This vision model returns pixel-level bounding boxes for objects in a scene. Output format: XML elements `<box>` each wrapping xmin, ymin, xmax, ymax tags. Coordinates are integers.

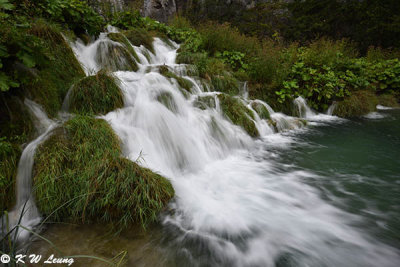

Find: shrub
<box><xmin>34</xmin><ymin>116</ymin><xmax>174</xmax><ymax>229</ymax></box>
<box><xmin>41</xmin><ymin>0</ymin><xmax>105</xmax><ymax>36</ymax></box>
<box><xmin>69</xmin><ymin>72</ymin><xmax>124</xmax><ymax>115</ymax></box>
<box><xmin>218</xmin><ymin>94</ymin><xmax>259</xmax><ymax>137</ymax></box>
<box><xmin>198</xmin><ymin>22</ymin><xmax>260</xmax><ymax>56</ymax></box>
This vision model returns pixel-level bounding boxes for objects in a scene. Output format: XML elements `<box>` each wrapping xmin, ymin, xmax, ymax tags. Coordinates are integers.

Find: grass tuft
<box><xmin>33</xmin><ymin>116</ymin><xmax>174</xmax><ymax>229</ymax></box>
<box><xmin>69</xmin><ymin>71</ymin><xmax>124</xmax><ymax>115</ymax></box>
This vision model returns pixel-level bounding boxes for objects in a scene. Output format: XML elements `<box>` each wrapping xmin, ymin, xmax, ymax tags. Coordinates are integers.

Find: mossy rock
<box><xmin>108</xmin><ymin>32</ymin><xmax>140</xmax><ymax>62</ymax></box>
<box><xmin>69</xmin><ymin>72</ymin><xmax>124</xmax><ymax>115</ymax></box>
<box><xmin>33</xmin><ymin>116</ymin><xmax>174</xmax><ymax>229</ymax></box>
<box><xmin>157</xmin><ymin>91</ymin><xmax>179</xmax><ymax>113</ymax></box>
<box><xmin>218</xmin><ymin>94</ymin><xmax>259</xmax><ymax>137</ymax></box>
<box><xmin>159</xmin><ymin>65</ymin><xmax>193</xmax><ymax>96</ymax></box>
<box><xmin>123</xmin><ymin>28</ymin><xmax>154</xmax><ymax>53</ymax></box>
<box><xmin>95</xmin><ymin>40</ymin><xmax>138</xmax><ymax>72</ymax></box>
<box><xmin>27</xmin><ymin>20</ymin><xmax>86</xmax><ymax>117</ymax></box>
<box><xmin>334</xmin><ymin>90</ymin><xmax>378</xmax><ymax>117</ymax></box>
<box><xmin>251</xmin><ymin>102</ymin><xmax>271</xmax><ymax>120</ymax></box>
<box><xmin>194</xmin><ymin>95</ymin><xmax>217</xmax><ymax>110</ymax></box>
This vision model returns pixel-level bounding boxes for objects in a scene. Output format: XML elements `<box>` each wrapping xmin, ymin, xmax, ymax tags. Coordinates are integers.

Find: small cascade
<box><xmin>4</xmin><ymin>100</ymin><xmax>58</xmax><ymax>241</ymax></box>
<box><xmin>326</xmin><ymin>101</ymin><xmax>337</xmax><ymax>115</ymax></box>
<box><xmin>71</xmin><ymin>29</ymin><xmax>137</xmax><ymax>75</ymax></box>
<box><xmin>294</xmin><ymin>96</ymin><xmax>317</xmax><ymax>118</ymax></box>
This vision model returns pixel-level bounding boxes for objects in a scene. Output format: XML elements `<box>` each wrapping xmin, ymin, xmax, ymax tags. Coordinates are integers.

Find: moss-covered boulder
<box><xmin>95</xmin><ymin>40</ymin><xmax>138</xmax><ymax>72</ymax></box>
<box><xmin>194</xmin><ymin>95</ymin><xmax>217</xmax><ymax>110</ymax></box>
<box><xmin>33</xmin><ymin>116</ymin><xmax>174</xmax><ymax>228</ymax></box>
<box><xmin>123</xmin><ymin>28</ymin><xmax>154</xmax><ymax>53</ymax></box>
<box><xmin>69</xmin><ymin>72</ymin><xmax>124</xmax><ymax>115</ymax></box>
<box><xmin>159</xmin><ymin>65</ymin><xmax>193</xmax><ymax>96</ymax></box>
<box><xmin>251</xmin><ymin>101</ymin><xmax>271</xmax><ymax>120</ymax></box>
<box><xmin>27</xmin><ymin>20</ymin><xmax>86</xmax><ymax>117</ymax></box>
<box><xmin>107</xmin><ymin>32</ymin><xmax>140</xmax><ymax>62</ymax></box>
<box><xmin>218</xmin><ymin>94</ymin><xmax>259</xmax><ymax>137</ymax></box>
<box><xmin>157</xmin><ymin>91</ymin><xmax>179</xmax><ymax>113</ymax></box>
<box><xmin>334</xmin><ymin>90</ymin><xmax>378</xmax><ymax>117</ymax></box>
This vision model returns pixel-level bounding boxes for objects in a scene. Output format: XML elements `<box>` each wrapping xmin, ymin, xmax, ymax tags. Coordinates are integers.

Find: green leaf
<box><xmin>16</xmin><ymin>51</ymin><xmax>36</xmax><ymax>68</ymax></box>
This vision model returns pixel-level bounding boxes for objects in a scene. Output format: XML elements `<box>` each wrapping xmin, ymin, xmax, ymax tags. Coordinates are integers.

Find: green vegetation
<box><xmin>159</xmin><ymin>65</ymin><xmax>193</xmax><ymax>95</ymax></box>
<box><xmin>107</xmin><ymin>32</ymin><xmax>140</xmax><ymax>62</ymax></box>
<box><xmin>0</xmin><ymin>138</ymin><xmax>19</xmax><ymax>212</ymax></box>
<box><xmin>218</xmin><ymin>94</ymin><xmax>259</xmax><ymax>137</ymax></box>
<box><xmin>69</xmin><ymin>71</ymin><xmax>124</xmax><ymax>115</ymax></box>
<box><xmin>194</xmin><ymin>95</ymin><xmax>217</xmax><ymax>110</ymax></box>
<box><xmin>333</xmin><ymin>91</ymin><xmax>378</xmax><ymax>118</ymax></box>
<box><xmin>94</xmin><ymin>39</ymin><xmax>138</xmax><ymax>72</ymax></box>
<box><xmin>251</xmin><ymin>102</ymin><xmax>270</xmax><ymax>120</ymax></box>
<box><xmin>34</xmin><ymin>116</ymin><xmax>174</xmax><ymax>229</ymax></box>
<box><xmin>123</xmin><ymin>28</ymin><xmax>155</xmax><ymax>53</ymax></box>
<box><xmin>185</xmin><ymin>0</ymin><xmax>400</xmax><ymax>53</ymax></box>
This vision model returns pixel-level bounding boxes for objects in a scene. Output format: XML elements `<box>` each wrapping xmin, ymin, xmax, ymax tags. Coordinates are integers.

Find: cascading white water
<box><xmin>70</xmin><ymin>32</ymin><xmax>400</xmax><ymax>266</ymax></box>
<box><xmin>4</xmin><ymin>100</ymin><xmax>57</xmax><ymax>241</ymax></box>
<box><xmin>294</xmin><ymin>96</ymin><xmax>317</xmax><ymax>118</ymax></box>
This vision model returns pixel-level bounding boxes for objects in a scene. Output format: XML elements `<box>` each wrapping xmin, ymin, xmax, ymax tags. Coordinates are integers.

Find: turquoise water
<box><xmin>275</xmin><ymin>109</ymin><xmax>400</xmax><ymax>249</ymax></box>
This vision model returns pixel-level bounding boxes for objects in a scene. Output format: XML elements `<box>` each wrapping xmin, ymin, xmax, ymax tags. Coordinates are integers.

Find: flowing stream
<box><xmin>2</xmin><ymin>100</ymin><xmax>58</xmax><ymax>241</ymax></box>
<box><xmin>27</xmin><ymin>30</ymin><xmax>400</xmax><ymax>266</ymax></box>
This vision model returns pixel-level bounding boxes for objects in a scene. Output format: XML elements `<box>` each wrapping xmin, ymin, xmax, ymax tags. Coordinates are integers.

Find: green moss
<box><xmin>194</xmin><ymin>95</ymin><xmax>217</xmax><ymax>110</ymax></box>
<box><xmin>94</xmin><ymin>41</ymin><xmax>138</xmax><ymax>72</ymax></box>
<box><xmin>69</xmin><ymin>72</ymin><xmax>124</xmax><ymax>115</ymax></box>
<box><xmin>211</xmin><ymin>74</ymin><xmax>240</xmax><ymax>95</ymax></box>
<box><xmin>107</xmin><ymin>32</ymin><xmax>140</xmax><ymax>62</ymax></box>
<box><xmin>0</xmin><ymin>139</ymin><xmax>20</xmax><ymax>213</ymax></box>
<box><xmin>123</xmin><ymin>28</ymin><xmax>154</xmax><ymax>53</ymax></box>
<box><xmin>27</xmin><ymin>20</ymin><xmax>86</xmax><ymax>117</ymax></box>
<box><xmin>159</xmin><ymin>66</ymin><xmax>193</xmax><ymax>96</ymax></box>
<box><xmin>33</xmin><ymin>116</ymin><xmax>174</xmax><ymax>229</ymax></box>
<box><xmin>251</xmin><ymin>102</ymin><xmax>271</xmax><ymax>120</ymax></box>
<box><xmin>218</xmin><ymin>94</ymin><xmax>259</xmax><ymax>137</ymax></box>
<box><xmin>334</xmin><ymin>90</ymin><xmax>379</xmax><ymax>118</ymax></box>
<box><xmin>157</xmin><ymin>92</ymin><xmax>178</xmax><ymax>112</ymax></box>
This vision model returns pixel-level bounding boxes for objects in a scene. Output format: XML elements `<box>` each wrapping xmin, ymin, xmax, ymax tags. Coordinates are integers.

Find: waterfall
<box><xmin>61</xmin><ymin>31</ymin><xmax>400</xmax><ymax>266</ymax></box>
<box><xmin>3</xmin><ymin>100</ymin><xmax>57</xmax><ymax>241</ymax></box>
<box><xmin>326</xmin><ymin>101</ymin><xmax>337</xmax><ymax>115</ymax></box>
<box><xmin>293</xmin><ymin>96</ymin><xmax>317</xmax><ymax>118</ymax></box>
